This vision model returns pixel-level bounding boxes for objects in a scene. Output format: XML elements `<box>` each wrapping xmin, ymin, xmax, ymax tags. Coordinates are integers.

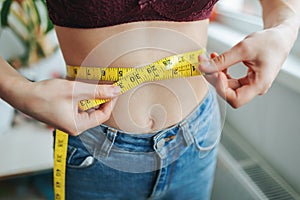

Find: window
<box><xmin>214</xmin><ymin>0</ymin><xmax>300</xmax><ymax>56</ymax></box>
<box><xmin>217</xmin><ymin>0</ymin><xmax>261</xmax><ymax>16</ymax></box>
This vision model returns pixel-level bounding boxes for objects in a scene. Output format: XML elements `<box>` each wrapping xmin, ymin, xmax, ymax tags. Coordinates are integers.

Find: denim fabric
<box><xmin>57</xmin><ymin>89</ymin><xmax>221</xmax><ymax>200</ymax></box>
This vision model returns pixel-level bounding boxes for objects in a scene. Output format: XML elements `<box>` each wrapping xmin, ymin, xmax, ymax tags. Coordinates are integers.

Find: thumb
<box><xmin>199</xmin><ymin>44</ymin><xmax>244</xmax><ymax>73</ymax></box>
<box><xmin>74</xmin><ymin>82</ymin><xmax>121</xmax><ymax>100</ymax></box>
<box><xmin>94</xmin><ymin>84</ymin><xmax>121</xmax><ymax>99</ymax></box>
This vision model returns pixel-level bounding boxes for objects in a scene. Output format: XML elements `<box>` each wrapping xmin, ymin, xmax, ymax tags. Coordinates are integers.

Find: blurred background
<box><xmin>0</xmin><ymin>0</ymin><xmax>300</xmax><ymax>199</ymax></box>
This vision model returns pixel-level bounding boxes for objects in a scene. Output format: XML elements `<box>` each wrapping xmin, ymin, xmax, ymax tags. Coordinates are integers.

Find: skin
<box><xmin>198</xmin><ymin>0</ymin><xmax>300</xmax><ymax>108</ymax></box>
<box><xmin>55</xmin><ymin>20</ymin><xmax>209</xmax><ymax>133</ymax></box>
<box><xmin>0</xmin><ymin>59</ymin><xmax>121</xmax><ymax>135</ymax></box>
<box><xmin>0</xmin><ymin>0</ymin><xmax>299</xmax><ymax>135</ymax></box>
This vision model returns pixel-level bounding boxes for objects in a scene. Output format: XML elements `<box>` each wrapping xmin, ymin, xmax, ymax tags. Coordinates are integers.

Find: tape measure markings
<box><xmin>54</xmin><ymin>129</ymin><xmax>68</xmax><ymax>200</ymax></box>
<box><xmin>54</xmin><ymin>49</ymin><xmax>206</xmax><ymax>199</ymax></box>
<box><xmin>67</xmin><ymin>49</ymin><xmax>205</xmax><ymax>111</ymax></box>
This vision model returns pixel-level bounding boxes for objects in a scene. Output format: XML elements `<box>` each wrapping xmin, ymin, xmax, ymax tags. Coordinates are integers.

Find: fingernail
<box><xmin>112</xmin><ymin>86</ymin><xmax>121</xmax><ymax>95</ymax></box>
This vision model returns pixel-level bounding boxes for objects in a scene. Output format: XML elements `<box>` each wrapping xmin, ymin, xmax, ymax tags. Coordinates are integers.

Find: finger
<box><xmin>227</xmin><ymin>79</ymin><xmax>242</xmax><ymax>90</ymax></box>
<box><xmin>199</xmin><ymin>44</ymin><xmax>245</xmax><ymax>74</ymax></box>
<box><xmin>210</xmin><ymin>52</ymin><xmax>219</xmax><ymax>58</ymax></box>
<box><xmin>238</xmin><ymin>71</ymin><xmax>270</xmax><ymax>95</ymax></box>
<box><xmin>205</xmin><ymin>71</ymin><xmax>241</xmax><ymax>90</ymax></box>
<box><xmin>201</xmin><ymin>53</ymin><xmax>219</xmax><ymax>86</ymax></box>
<box><xmin>74</xmin><ymin>82</ymin><xmax>121</xmax><ymax>99</ymax></box>
<box><xmin>95</xmin><ymin>85</ymin><xmax>121</xmax><ymax>98</ymax></box>
<box><xmin>227</xmin><ymin>84</ymin><xmax>259</xmax><ymax>108</ymax></box>
<box><xmin>75</xmin><ymin>97</ymin><xmax>118</xmax><ymax>134</ymax></box>
<box><xmin>216</xmin><ymin>73</ymin><xmax>259</xmax><ymax>108</ymax></box>
<box><xmin>198</xmin><ymin>53</ymin><xmax>212</xmax><ymax>75</ymax></box>
<box><xmin>89</xmin><ymin>97</ymin><xmax>118</xmax><ymax>125</ymax></box>
<box><xmin>212</xmin><ymin>52</ymin><xmax>232</xmax><ymax>81</ymax></box>
<box><xmin>204</xmin><ymin>72</ymin><xmax>219</xmax><ymax>86</ymax></box>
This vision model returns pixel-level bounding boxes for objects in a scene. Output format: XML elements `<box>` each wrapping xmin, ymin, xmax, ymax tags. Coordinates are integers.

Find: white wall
<box><xmin>208</xmin><ymin>24</ymin><xmax>300</xmax><ymax>193</ymax></box>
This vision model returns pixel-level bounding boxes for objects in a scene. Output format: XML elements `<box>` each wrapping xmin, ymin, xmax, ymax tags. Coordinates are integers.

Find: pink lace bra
<box><xmin>46</xmin><ymin>0</ymin><xmax>218</xmax><ymax>28</ymax></box>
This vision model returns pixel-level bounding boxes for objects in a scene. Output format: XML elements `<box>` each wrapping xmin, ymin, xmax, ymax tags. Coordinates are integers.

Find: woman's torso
<box><xmin>55</xmin><ymin>20</ymin><xmax>209</xmax><ymax>133</ymax></box>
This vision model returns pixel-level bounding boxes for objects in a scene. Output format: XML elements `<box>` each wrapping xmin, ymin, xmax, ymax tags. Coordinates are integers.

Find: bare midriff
<box><xmin>55</xmin><ymin>20</ymin><xmax>209</xmax><ymax>133</ymax></box>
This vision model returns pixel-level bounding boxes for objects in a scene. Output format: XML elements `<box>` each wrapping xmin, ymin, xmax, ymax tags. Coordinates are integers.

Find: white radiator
<box><xmin>211</xmin><ymin>122</ymin><xmax>300</xmax><ymax>200</ymax></box>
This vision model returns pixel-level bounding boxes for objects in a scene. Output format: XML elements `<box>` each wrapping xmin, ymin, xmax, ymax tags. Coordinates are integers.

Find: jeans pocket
<box><xmin>66</xmin><ymin>144</ymin><xmax>96</xmax><ymax>169</ymax></box>
<box><xmin>193</xmin><ymin>104</ymin><xmax>221</xmax><ymax>159</ymax></box>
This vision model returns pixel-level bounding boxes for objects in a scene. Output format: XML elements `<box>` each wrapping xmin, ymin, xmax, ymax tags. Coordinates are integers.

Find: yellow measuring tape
<box><xmin>54</xmin><ymin>49</ymin><xmax>206</xmax><ymax>199</ymax></box>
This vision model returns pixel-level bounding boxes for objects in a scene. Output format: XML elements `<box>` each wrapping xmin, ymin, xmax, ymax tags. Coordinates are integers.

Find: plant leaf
<box><xmin>40</xmin><ymin>0</ymin><xmax>54</xmax><ymax>34</ymax></box>
<box><xmin>1</xmin><ymin>0</ymin><xmax>13</xmax><ymax>27</ymax></box>
<box><xmin>32</xmin><ymin>0</ymin><xmax>41</xmax><ymax>26</ymax></box>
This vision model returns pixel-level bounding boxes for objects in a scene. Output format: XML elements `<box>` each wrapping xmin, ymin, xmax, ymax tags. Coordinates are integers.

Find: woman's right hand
<box><xmin>22</xmin><ymin>79</ymin><xmax>121</xmax><ymax>136</ymax></box>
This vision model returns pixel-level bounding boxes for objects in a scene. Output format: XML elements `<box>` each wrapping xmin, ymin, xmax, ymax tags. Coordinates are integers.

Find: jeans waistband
<box><xmin>76</xmin><ymin>88</ymin><xmax>219</xmax><ymax>172</ymax></box>
<box><xmin>79</xmin><ymin>89</ymin><xmax>214</xmax><ymax>153</ymax></box>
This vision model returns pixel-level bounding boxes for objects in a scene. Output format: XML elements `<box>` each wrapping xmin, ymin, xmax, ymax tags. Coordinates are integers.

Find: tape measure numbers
<box><xmin>54</xmin><ymin>129</ymin><xmax>68</xmax><ymax>200</ymax></box>
<box><xmin>67</xmin><ymin>49</ymin><xmax>205</xmax><ymax>111</ymax></box>
<box><xmin>54</xmin><ymin>49</ymin><xmax>206</xmax><ymax>199</ymax></box>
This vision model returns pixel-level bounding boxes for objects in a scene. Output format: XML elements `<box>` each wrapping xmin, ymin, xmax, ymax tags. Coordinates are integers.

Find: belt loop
<box><xmin>180</xmin><ymin>121</ymin><xmax>193</xmax><ymax>146</ymax></box>
<box><xmin>98</xmin><ymin>128</ymin><xmax>118</xmax><ymax>158</ymax></box>
<box><xmin>153</xmin><ymin>133</ymin><xmax>167</xmax><ymax>159</ymax></box>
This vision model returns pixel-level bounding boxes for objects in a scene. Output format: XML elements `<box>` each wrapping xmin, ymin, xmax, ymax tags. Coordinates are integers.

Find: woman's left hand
<box><xmin>198</xmin><ymin>24</ymin><xmax>298</xmax><ymax>108</ymax></box>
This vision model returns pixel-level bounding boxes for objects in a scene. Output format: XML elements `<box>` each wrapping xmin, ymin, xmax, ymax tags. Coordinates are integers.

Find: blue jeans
<box><xmin>58</xmin><ymin>89</ymin><xmax>221</xmax><ymax>200</ymax></box>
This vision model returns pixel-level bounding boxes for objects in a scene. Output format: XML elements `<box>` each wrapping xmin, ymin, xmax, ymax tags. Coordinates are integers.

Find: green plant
<box><xmin>0</xmin><ymin>0</ymin><xmax>57</xmax><ymax>69</ymax></box>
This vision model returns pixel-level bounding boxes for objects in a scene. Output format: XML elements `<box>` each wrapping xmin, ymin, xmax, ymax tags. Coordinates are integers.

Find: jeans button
<box><xmin>157</xmin><ymin>139</ymin><xmax>165</xmax><ymax>149</ymax></box>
